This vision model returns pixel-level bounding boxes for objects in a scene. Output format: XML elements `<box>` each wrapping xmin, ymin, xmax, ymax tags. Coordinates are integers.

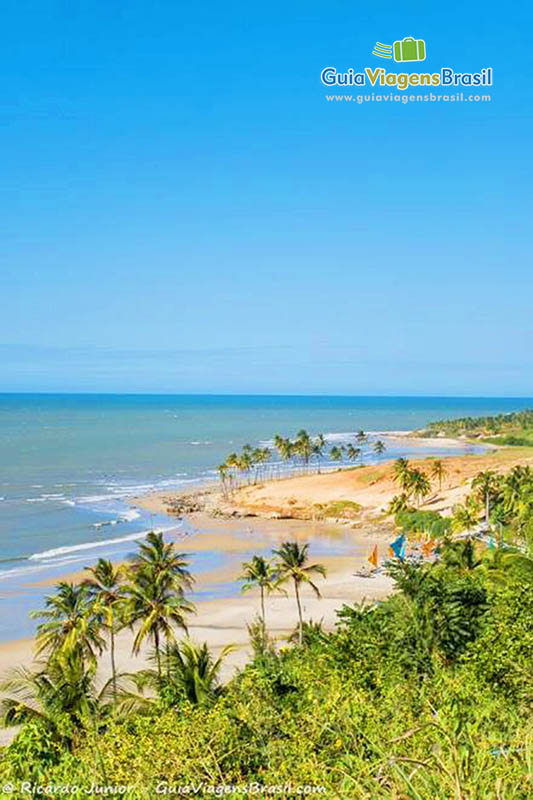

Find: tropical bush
<box><xmin>395</xmin><ymin>508</ymin><xmax>452</xmax><ymax>537</ymax></box>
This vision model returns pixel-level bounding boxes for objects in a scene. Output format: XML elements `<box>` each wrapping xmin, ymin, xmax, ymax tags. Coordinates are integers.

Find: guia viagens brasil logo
<box><xmin>321</xmin><ymin>36</ymin><xmax>493</xmax><ymax>90</ymax></box>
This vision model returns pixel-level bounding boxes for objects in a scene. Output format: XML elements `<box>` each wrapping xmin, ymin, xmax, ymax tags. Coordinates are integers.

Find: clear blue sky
<box><xmin>1</xmin><ymin>1</ymin><xmax>532</xmax><ymax>395</ymax></box>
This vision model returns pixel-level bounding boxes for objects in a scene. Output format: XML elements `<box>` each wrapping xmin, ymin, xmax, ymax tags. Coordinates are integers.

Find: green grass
<box><xmin>484</xmin><ymin>434</ymin><xmax>533</xmax><ymax>447</ymax></box>
<box><xmin>313</xmin><ymin>500</ymin><xmax>362</xmax><ymax>519</ymax></box>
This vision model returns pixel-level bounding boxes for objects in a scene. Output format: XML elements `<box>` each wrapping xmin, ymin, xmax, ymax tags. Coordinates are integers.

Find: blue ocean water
<box><xmin>0</xmin><ymin>393</ymin><xmax>530</xmax><ymax>641</ymax></box>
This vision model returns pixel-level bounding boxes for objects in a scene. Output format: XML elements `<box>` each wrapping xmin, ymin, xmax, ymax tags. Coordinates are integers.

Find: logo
<box><xmin>320</xmin><ymin>35</ymin><xmax>493</xmax><ymax>92</ymax></box>
<box><xmin>372</xmin><ymin>42</ymin><xmax>392</xmax><ymax>60</ymax></box>
<box><xmin>373</xmin><ymin>37</ymin><xmax>426</xmax><ymax>62</ymax></box>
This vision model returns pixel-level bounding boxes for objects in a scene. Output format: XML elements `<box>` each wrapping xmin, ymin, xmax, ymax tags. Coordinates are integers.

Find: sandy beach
<box><xmin>0</xmin><ymin>517</ymin><xmax>394</xmax><ymax>745</ymax></box>
<box><xmin>132</xmin><ymin>445</ymin><xmax>533</xmax><ymax>522</ymax></box>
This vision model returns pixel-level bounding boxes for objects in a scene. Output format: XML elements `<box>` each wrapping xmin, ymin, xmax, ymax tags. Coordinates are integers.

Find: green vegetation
<box><xmin>425</xmin><ymin>408</ymin><xmax>533</xmax><ymax>444</ymax></box>
<box><xmin>312</xmin><ymin>499</ymin><xmax>362</xmax><ymax>520</ymax></box>
<box><xmin>451</xmin><ymin>464</ymin><xmax>533</xmax><ymax>536</ymax></box>
<box><xmin>391</xmin><ymin>457</ymin><xmax>533</xmax><ymax>543</ymax></box>
<box><xmin>395</xmin><ymin>509</ymin><xmax>452</xmax><ymax>538</ymax></box>
<box><xmin>1</xmin><ymin>532</ymin><xmax>531</xmax><ymax>798</ymax></box>
<box><xmin>485</xmin><ymin>434</ymin><xmax>533</xmax><ymax>447</ymax></box>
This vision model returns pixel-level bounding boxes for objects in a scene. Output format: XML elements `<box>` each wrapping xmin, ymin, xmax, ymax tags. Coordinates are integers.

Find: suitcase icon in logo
<box><xmin>393</xmin><ymin>37</ymin><xmax>426</xmax><ymax>62</ymax></box>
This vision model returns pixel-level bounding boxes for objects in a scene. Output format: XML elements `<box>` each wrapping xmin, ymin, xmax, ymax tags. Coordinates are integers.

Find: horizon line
<box><xmin>0</xmin><ymin>391</ymin><xmax>532</xmax><ymax>400</ymax></box>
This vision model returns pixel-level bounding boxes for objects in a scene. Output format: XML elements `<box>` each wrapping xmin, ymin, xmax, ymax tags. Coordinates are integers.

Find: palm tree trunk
<box><xmin>485</xmin><ymin>491</ymin><xmax>490</xmax><ymax>527</ymax></box>
<box><xmin>260</xmin><ymin>585</ymin><xmax>265</xmax><ymax>625</ymax></box>
<box><xmin>110</xmin><ymin>627</ymin><xmax>117</xmax><ymax>703</ymax></box>
<box><xmin>154</xmin><ymin>629</ymin><xmax>161</xmax><ymax>678</ymax></box>
<box><xmin>294</xmin><ymin>580</ymin><xmax>303</xmax><ymax>645</ymax></box>
<box><xmin>166</xmin><ymin>642</ymin><xmax>171</xmax><ymax>680</ymax></box>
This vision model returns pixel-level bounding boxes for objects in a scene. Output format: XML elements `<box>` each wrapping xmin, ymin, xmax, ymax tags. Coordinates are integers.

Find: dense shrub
<box><xmin>395</xmin><ymin>509</ymin><xmax>452</xmax><ymax>537</ymax></box>
<box><xmin>1</xmin><ymin>557</ymin><xmax>531</xmax><ymax>799</ymax></box>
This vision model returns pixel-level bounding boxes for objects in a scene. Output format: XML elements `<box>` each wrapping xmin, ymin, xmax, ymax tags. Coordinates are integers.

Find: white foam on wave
<box><xmin>75</xmin><ymin>493</ymin><xmax>120</xmax><ymax>504</ymax></box>
<box><xmin>92</xmin><ymin>520</ymin><xmax>119</xmax><ymax>529</ymax></box>
<box><xmin>0</xmin><ymin>554</ymin><xmax>94</xmax><ymax>582</ymax></box>
<box><xmin>69</xmin><ymin>474</ymin><xmax>202</xmax><ymax>508</ymax></box>
<box><xmin>28</xmin><ymin>525</ymin><xmax>180</xmax><ymax>562</ymax></box>
<box><xmin>26</xmin><ymin>493</ymin><xmax>67</xmax><ymax>503</ymax></box>
<box><xmin>90</xmin><ymin>510</ymin><xmax>139</xmax><ymax>528</ymax></box>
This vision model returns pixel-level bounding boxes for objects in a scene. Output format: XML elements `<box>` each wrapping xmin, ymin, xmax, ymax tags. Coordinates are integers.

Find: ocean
<box><xmin>0</xmin><ymin>393</ymin><xmax>530</xmax><ymax>641</ymax></box>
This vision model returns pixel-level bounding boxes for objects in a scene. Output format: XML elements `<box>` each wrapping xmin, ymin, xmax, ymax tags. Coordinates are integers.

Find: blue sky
<box><xmin>1</xmin><ymin>1</ymin><xmax>532</xmax><ymax>395</ymax></box>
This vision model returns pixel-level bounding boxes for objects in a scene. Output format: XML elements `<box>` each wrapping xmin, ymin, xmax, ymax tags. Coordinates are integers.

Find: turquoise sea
<box><xmin>0</xmin><ymin>393</ymin><xmax>531</xmax><ymax>642</ymax></box>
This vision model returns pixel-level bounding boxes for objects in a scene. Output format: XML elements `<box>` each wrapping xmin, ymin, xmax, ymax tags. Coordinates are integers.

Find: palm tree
<box><xmin>356</xmin><ymin>430</ymin><xmax>367</xmax><ymax>446</ymax></box>
<box><xmin>161</xmin><ymin>640</ymin><xmax>234</xmax><ymax>706</ymax></box>
<box><xmin>346</xmin><ymin>444</ymin><xmax>361</xmax><ymax>465</ymax></box>
<box><xmin>393</xmin><ymin>458</ymin><xmax>411</xmax><ymax>491</ymax></box>
<box><xmin>225</xmin><ymin>452</ymin><xmax>241</xmax><ymax>486</ymax></box>
<box><xmin>129</xmin><ymin>531</ymin><xmax>194</xmax><ymax>593</ymax></box>
<box><xmin>329</xmin><ymin>445</ymin><xmax>344</xmax><ymax>464</ymax></box>
<box><xmin>294</xmin><ymin>429</ymin><xmax>313</xmax><ymax>470</ymax></box>
<box><xmin>373</xmin><ymin>439</ymin><xmax>386</xmax><ymax>455</ymax></box>
<box><xmin>30</xmin><ymin>582</ymin><xmax>105</xmax><ymax>666</ymax></box>
<box><xmin>239</xmin><ymin>555</ymin><xmax>278</xmax><ymax>624</ymax></box>
<box><xmin>451</xmin><ymin>502</ymin><xmax>480</xmax><ymax>533</ymax></box>
<box><xmin>256</xmin><ymin>447</ymin><xmax>271</xmax><ymax>481</ymax></box>
<box><xmin>0</xmin><ymin>652</ymin><xmax>116</xmax><ymax>749</ymax></box>
<box><xmin>407</xmin><ymin>469</ymin><xmax>431</xmax><ymax>507</ymax></box>
<box><xmin>388</xmin><ymin>493</ymin><xmax>411</xmax><ymax>514</ymax></box>
<box><xmin>273</xmin><ymin>542</ymin><xmax>326</xmax><ymax>645</ymax></box>
<box><xmin>471</xmin><ymin>470</ymin><xmax>501</xmax><ymax>528</ymax></box>
<box><xmin>274</xmin><ymin>435</ymin><xmax>293</xmax><ymax>475</ymax></box>
<box><xmin>124</xmin><ymin>570</ymin><xmax>195</xmax><ymax>678</ymax></box>
<box><xmin>502</xmin><ymin>466</ymin><xmax>532</xmax><ymax>515</ymax></box>
<box><xmin>312</xmin><ymin>434</ymin><xmax>326</xmax><ymax>473</ymax></box>
<box><xmin>82</xmin><ymin>559</ymin><xmax>125</xmax><ymax>702</ymax></box>
<box><xmin>249</xmin><ymin>446</ymin><xmax>270</xmax><ymax>484</ymax></box>
<box><xmin>430</xmin><ymin>459</ymin><xmax>447</xmax><ymax>491</ymax></box>
<box><xmin>217</xmin><ymin>463</ymin><xmax>230</xmax><ymax>496</ymax></box>
<box><xmin>125</xmin><ymin>532</ymin><xmax>195</xmax><ymax>677</ymax></box>
<box><xmin>239</xmin><ymin>445</ymin><xmax>254</xmax><ymax>484</ymax></box>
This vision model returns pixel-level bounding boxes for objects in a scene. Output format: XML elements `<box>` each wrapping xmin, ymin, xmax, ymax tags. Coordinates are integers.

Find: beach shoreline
<box><xmin>130</xmin><ymin>439</ymin><xmax>524</xmax><ymax>526</ymax></box>
<box><xmin>0</xmin><ymin>515</ymin><xmax>395</xmax><ymax>745</ymax></box>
